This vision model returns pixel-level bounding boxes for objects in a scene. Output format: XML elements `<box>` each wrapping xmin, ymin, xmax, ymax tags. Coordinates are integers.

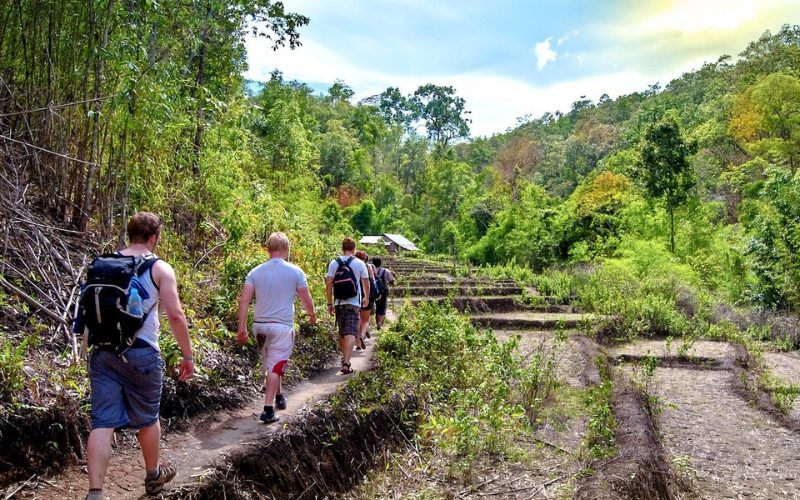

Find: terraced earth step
<box><xmin>764</xmin><ymin>351</ymin><xmax>800</xmax><ymax>419</ymax></box>
<box><xmin>400</xmin><ymin>277</ymin><xmax>518</xmax><ymax>287</ymax></box>
<box><xmin>649</xmin><ymin>366</ymin><xmax>800</xmax><ymax>498</ymax></box>
<box><xmin>611</xmin><ymin>339</ymin><xmax>738</xmax><ymax>368</ymax></box>
<box><xmin>385</xmin><ymin>264</ymin><xmax>452</xmax><ymax>272</ymax></box>
<box><xmin>405</xmin><ymin>295</ymin><xmax>574</xmax><ymax>313</ymax></box>
<box><xmin>493</xmin><ymin>330</ymin><xmax>600</xmax><ymax>388</ymax></box>
<box><xmin>765</xmin><ymin>351</ymin><xmax>800</xmax><ymax>385</ymax></box>
<box><xmin>388</xmin><ymin>264</ymin><xmax>451</xmax><ymax>271</ymax></box>
<box><xmin>470</xmin><ymin>311</ymin><xmax>594</xmax><ymax>329</ymax></box>
<box><xmin>400</xmin><ymin>285</ymin><xmax>523</xmax><ymax>296</ymax></box>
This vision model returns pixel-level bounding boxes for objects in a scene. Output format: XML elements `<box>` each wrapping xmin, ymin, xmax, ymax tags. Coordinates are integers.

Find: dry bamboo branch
<box><xmin>0</xmin><ymin>276</ymin><xmax>67</xmax><ymax>324</ymax></box>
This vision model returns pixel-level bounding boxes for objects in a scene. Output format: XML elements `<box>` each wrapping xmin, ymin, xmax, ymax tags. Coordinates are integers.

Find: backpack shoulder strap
<box><xmin>345</xmin><ymin>256</ymin><xmax>355</xmax><ymax>266</ymax></box>
<box><xmin>136</xmin><ymin>255</ymin><xmax>160</xmax><ymax>277</ymax></box>
<box><xmin>335</xmin><ymin>257</ymin><xmax>344</xmax><ymax>267</ymax></box>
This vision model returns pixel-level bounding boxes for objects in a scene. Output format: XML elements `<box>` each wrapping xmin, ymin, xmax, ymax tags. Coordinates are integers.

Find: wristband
<box><xmin>182</xmin><ymin>355</ymin><xmax>194</xmax><ymax>362</ymax></box>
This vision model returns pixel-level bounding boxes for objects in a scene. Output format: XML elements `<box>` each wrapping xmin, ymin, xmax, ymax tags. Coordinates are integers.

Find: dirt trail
<box><xmin>21</xmin><ymin>329</ymin><xmax>385</xmax><ymax>499</ymax></box>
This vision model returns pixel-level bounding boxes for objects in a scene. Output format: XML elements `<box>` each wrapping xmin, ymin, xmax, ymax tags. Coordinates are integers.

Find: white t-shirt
<box><xmin>245</xmin><ymin>258</ymin><xmax>308</xmax><ymax>327</ymax></box>
<box><xmin>327</xmin><ymin>255</ymin><xmax>369</xmax><ymax>307</ymax></box>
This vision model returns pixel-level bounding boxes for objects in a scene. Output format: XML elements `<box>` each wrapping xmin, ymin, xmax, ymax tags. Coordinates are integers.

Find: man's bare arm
<box><xmin>237</xmin><ymin>284</ymin><xmax>255</xmax><ymax>344</ymax></box>
<box><xmin>325</xmin><ymin>277</ymin><xmax>334</xmax><ymax>315</ymax></box>
<box><xmin>361</xmin><ymin>277</ymin><xmax>370</xmax><ymax>307</ymax></box>
<box><xmin>297</xmin><ymin>286</ymin><xmax>317</xmax><ymax>325</ymax></box>
<box><xmin>154</xmin><ymin>261</ymin><xmax>194</xmax><ymax>381</ymax></box>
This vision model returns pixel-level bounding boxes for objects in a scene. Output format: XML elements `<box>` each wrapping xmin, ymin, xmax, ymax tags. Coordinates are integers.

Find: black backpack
<box><xmin>373</xmin><ymin>267</ymin><xmax>387</xmax><ymax>301</ymax></box>
<box><xmin>332</xmin><ymin>257</ymin><xmax>358</xmax><ymax>300</ymax></box>
<box><xmin>77</xmin><ymin>253</ymin><xmax>159</xmax><ymax>354</ymax></box>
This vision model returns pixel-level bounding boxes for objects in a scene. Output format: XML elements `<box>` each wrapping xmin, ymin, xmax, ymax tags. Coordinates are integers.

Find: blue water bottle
<box><xmin>128</xmin><ymin>288</ymin><xmax>143</xmax><ymax>317</ymax></box>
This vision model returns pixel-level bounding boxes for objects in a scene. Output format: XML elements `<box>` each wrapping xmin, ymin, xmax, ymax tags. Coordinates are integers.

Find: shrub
<box><xmin>379</xmin><ymin>302</ymin><xmax>558</xmax><ymax>458</ymax></box>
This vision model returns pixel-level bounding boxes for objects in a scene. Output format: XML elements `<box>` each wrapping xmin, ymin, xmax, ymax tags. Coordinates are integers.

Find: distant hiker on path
<box><xmin>355</xmin><ymin>250</ymin><xmax>377</xmax><ymax>349</ymax></box>
<box><xmin>372</xmin><ymin>256</ymin><xmax>395</xmax><ymax>330</ymax></box>
<box><xmin>237</xmin><ymin>232</ymin><xmax>317</xmax><ymax>424</ymax></box>
<box><xmin>80</xmin><ymin>212</ymin><xmax>194</xmax><ymax>499</ymax></box>
<box><xmin>326</xmin><ymin>237</ymin><xmax>369</xmax><ymax>374</ymax></box>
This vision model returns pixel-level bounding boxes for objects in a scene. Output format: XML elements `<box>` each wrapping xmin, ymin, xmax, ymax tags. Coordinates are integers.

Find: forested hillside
<box><xmin>1</xmin><ymin>0</ymin><xmax>799</xmax><ymax>494</ymax></box>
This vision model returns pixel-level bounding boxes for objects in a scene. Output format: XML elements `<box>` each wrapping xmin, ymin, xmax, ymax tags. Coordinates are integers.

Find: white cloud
<box><xmin>246</xmin><ymin>33</ymin><xmax>694</xmax><ymax>137</ymax></box>
<box><xmin>557</xmin><ymin>30</ymin><xmax>579</xmax><ymax>46</ymax></box>
<box><xmin>533</xmin><ymin>37</ymin><xmax>557</xmax><ymax>70</ymax></box>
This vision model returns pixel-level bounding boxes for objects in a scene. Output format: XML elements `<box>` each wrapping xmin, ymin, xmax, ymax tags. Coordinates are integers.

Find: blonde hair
<box><xmin>267</xmin><ymin>232</ymin><xmax>290</xmax><ymax>252</ymax></box>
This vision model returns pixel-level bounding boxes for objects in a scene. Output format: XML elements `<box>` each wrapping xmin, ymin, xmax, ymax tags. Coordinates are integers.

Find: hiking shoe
<box><xmin>144</xmin><ymin>460</ymin><xmax>177</xmax><ymax>495</ymax></box>
<box><xmin>85</xmin><ymin>491</ymin><xmax>103</xmax><ymax>500</ymax></box>
<box><xmin>260</xmin><ymin>407</ymin><xmax>279</xmax><ymax>424</ymax></box>
<box><xmin>275</xmin><ymin>393</ymin><xmax>287</xmax><ymax>410</ymax></box>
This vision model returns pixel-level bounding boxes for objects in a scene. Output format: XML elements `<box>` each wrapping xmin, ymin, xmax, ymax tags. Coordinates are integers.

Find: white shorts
<box><xmin>252</xmin><ymin>323</ymin><xmax>294</xmax><ymax>375</ymax></box>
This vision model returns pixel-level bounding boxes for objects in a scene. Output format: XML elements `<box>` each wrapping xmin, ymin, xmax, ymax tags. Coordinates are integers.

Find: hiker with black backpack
<box><xmin>76</xmin><ymin>212</ymin><xmax>194</xmax><ymax>499</ymax></box>
<box><xmin>355</xmin><ymin>250</ymin><xmax>378</xmax><ymax>350</ymax></box>
<box><xmin>325</xmin><ymin>237</ymin><xmax>369</xmax><ymax>374</ymax></box>
<box><xmin>372</xmin><ymin>256</ymin><xmax>395</xmax><ymax>330</ymax></box>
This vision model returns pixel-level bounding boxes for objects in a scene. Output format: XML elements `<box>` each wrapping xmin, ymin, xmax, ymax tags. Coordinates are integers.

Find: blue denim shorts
<box><xmin>89</xmin><ymin>347</ymin><xmax>164</xmax><ymax>430</ymax></box>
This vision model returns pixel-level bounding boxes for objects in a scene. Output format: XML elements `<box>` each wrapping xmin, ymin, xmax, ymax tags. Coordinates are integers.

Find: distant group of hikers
<box><xmin>76</xmin><ymin>212</ymin><xmax>395</xmax><ymax>499</ymax></box>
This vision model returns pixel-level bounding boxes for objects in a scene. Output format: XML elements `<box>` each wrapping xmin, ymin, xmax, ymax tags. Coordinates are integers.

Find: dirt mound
<box><xmin>176</xmin><ymin>390</ymin><xmax>417</xmax><ymax>499</ymax></box>
<box><xmin>576</xmin><ymin>372</ymin><xmax>679</xmax><ymax>500</ymax></box>
<box><xmin>0</xmin><ymin>399</ymin><xmax>89</xmax><ymax>486</ymax></box>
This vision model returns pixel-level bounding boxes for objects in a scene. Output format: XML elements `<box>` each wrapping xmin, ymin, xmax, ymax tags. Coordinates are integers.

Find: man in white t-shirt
<box><xmin>325</xmin><ymin>237</ymin><xmax>369</xmax><ymax>374</ymax></box>
<box><xmin>237</xmin><ymin>232</ymin><xmax>317</xmax><ymax>424</ymax></box>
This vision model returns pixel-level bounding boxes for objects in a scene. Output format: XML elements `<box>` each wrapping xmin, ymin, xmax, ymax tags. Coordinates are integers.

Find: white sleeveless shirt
<box><xmin>130</xmin><ymin>254</ymin><xmax>161</xmax><ymax>350</ymax></box>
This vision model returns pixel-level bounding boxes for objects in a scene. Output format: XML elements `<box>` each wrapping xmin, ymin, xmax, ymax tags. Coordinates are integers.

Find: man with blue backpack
<box><xmin>77</xmin><ymin>212</ymin><xmax>194</xmax><ymax>499</ymax></box>
<box><xmin>325</xmin><ymin>237</ymin><xmax>369</xmax><ymax>374</ymax></box>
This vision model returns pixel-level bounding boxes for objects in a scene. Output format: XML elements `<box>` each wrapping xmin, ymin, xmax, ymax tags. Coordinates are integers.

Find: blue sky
<box><xmin>246</xmin><ymin>0</ymin><xmax>800</xmax><ymax>136</ymax></box>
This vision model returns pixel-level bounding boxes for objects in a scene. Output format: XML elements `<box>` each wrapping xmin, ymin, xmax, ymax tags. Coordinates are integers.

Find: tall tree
<box><xmin>729</xmin><ymin>73</ymin><xmax>800</xmax><ymax>172</ymax></box>
<box><xmin>636</xmin><ymin>116</ymin><xmax>697</xmax><ymax>253</ymax></box>
<box><xmin>409</xmin><ymin>84</ymin><xmax>471</xmax><ymax>149</ymax></box>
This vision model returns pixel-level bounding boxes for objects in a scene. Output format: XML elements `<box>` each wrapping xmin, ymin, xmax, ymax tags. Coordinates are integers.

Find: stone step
<box><xmin>611</xmin><ymin>339</ymin><xmax>738</xmax><ymax>365</ymax></box>
<box><xmin>400</xmin><ymin>277</ymin><xmax>517</xmax><ymax>286</ymax></box>
<box><xmin>400</xmin><ymin>285</ymin><xmax>524</xmax><ymax>297</ymax></box>
<box><xmin>403</xmin><ymin>295</ymin><xmax>573</xmax><ymax>314</ymax></box>
<box><xmin>469</xmin><ymin>312</ymin><xmax>594</xmax><ymax>330</ymax></box>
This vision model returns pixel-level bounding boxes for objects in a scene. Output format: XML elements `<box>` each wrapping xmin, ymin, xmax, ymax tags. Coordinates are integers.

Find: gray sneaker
<box><xmin>275</xmin><ymin>393</ymin><xmax>287</xmax><ymax>410</ymax></box>
<box><xmin>144</xmin><ymin>460</ymin><xmax>177</xmax><ymax>495</ymax></box>
<box><xmin>260</xmin><ymin>406</ymin><xmax>279</xmax><ymax>424</ymax></box>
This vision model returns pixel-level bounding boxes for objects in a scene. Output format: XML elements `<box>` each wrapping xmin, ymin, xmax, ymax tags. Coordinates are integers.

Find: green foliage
<box><xmin>0</xmin><ymin>337</ymin><xmax>30</xmax><ymax>407</ymax></box>
<box><xmin>379</xmin><ymin>302</ymin><xmax>558</xmax><ymax>458</ymax></box>
<box><xmin>583</xmin><ymin>379</ymin><xmax>616</xmax><ymax>458</ymax></box>
<box><xmin>635</xmin><ymin>116</ymin><xmax>698</xmax><ymax>253</ymax></box>
<box><xmin>346</xmin><ymin>199</ymin><xmax>378</xmax><ymax>235</ymax></box>
<box><xmin>741</xmin><ymin>167</ymin><xmax>800</xmax><ymax>310</ymax></box>
<box><xmin>730</xmin><ymin>73</ymin><xmax>800</xmax><ymax>170</ymax></box>
<box><xmin>409</xmin><ymin>84</ymin><xmax>471</xmax><ymax>149</ymax></box>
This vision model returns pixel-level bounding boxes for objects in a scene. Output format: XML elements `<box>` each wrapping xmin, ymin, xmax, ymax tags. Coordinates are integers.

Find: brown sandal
<box><xmin>341</xmin><ymin>362</ymin><xmax>353</xmax><ymax>374</ymax></box>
